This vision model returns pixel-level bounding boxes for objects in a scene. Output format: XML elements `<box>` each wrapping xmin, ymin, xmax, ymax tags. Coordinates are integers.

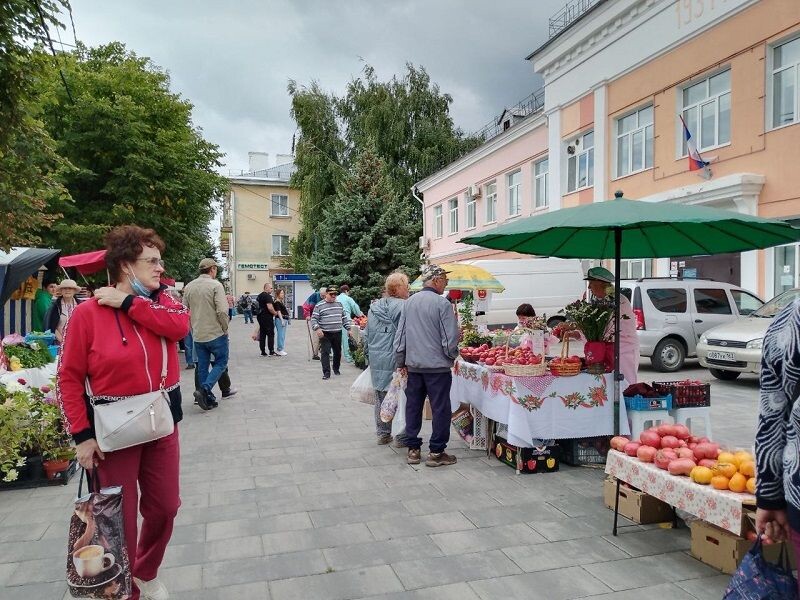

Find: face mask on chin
<box><xmin>126</xmin><ymin>269</ymin><xmax>152</xmax><ymax>298</ymax></box>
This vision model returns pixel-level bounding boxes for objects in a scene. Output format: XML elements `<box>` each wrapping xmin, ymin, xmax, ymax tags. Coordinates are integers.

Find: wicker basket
<box><xmin>548</xmin><ymin>334</ymin><xmax>582</xmax><ymax>377</ymax></box>
<box><xmin>504</xmin><ymin>362</ymin><xmax>547</xmax><ymax>376</ymax></box>
<box><xmin>484</xmin><ymin>364</ymin><xmax>505</xmax><ymax>373</ymax></box>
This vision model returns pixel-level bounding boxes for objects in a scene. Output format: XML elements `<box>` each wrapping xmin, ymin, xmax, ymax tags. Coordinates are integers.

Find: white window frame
<box><xmin>769</xmin><ymin>35</ymin><xmax>800</xmax><ymax>130</ymax></box>
<box><xmin>448</xmin><ymin>197</ymin><xmax>459</xmax><ymax>234</ymax></box>
<box><xmin>614</xmin><ymin>105</ymin><xmax>654</xmax><ymax>178</ymax></box>
<box><xmin>485</xmin><ymin>182</ymin><xmax>497</xmax><ymax>224</ymax></box>
<box><xmin>507</xmin><ymin>170</ymin><xmax>521</xmax><ymax>217</ymax></box>
<box><xmin>566</xmin><ymin>131</ymin><xmax>594</xmax><ymax>193</ymax></box>
<box><xmin>680</xmin><ymin>69</ymin><xmax>731</xmax><ymax>155</ymax></box>
<box><xmin>270</xmin><ymin>194</ymin><xmax>289</xmax><ymax>217</ymax></box>
<box><xmin>619</xmin><ymin>259</ymin><xmax>652</xmax><ymax>280</ymax></box>
<box><xmin>433</xmin><ymin>204</ymin><xmax>443</xmax><ymax>239</ymax></box>
<box><xmin>533</xmin><ymin>157</ymin><xmax>548</xmax><ymax>210</ymax></box>
<box><xmin>271</xmin><ymin>234</ymin><xmax>290</xmax><ymax>256</ymax></box>
<box><xmin>465</xmin><ymin>191</ymin><xmax>476</xmax><ymax>229</ymax></box>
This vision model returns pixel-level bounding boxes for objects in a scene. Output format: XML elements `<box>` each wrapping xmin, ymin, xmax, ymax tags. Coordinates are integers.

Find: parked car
<box><xmin>619</xmin><ymin>278</ymin><xmax>764</xmax><ymax>372</ymax></box>
<box><xmin>696</xmin><ymin>288</ymin><xmax>800</xmax><ymax>380</ymax></box>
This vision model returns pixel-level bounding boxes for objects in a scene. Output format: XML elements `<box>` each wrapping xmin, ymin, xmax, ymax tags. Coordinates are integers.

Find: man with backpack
<box><xmin>238</xmin><ymin>292</ymin><xmax>255</xmax><ymax>324</ymax></box>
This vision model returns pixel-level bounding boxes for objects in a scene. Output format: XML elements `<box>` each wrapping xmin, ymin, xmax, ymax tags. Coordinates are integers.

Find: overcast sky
<box><xmin>65</xmin><ymin>0</ymin><xmax>566</xmax><ymax>174</ymax></box>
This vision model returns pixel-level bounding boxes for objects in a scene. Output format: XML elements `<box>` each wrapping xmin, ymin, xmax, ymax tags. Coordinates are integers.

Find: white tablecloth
<box><xmin>0</xmin><ymin>363</ymin><xmax>56</xmax><ymax>389</ymax></box>
<box><xmin>605</xmin><ymin>450</ymin><xmax>755</xmax><ymax>535</ymax></box>
<box><xmin>451</xmin><ymin>359</ymin><xmax>629</xmax><ymax>448</ymax></box>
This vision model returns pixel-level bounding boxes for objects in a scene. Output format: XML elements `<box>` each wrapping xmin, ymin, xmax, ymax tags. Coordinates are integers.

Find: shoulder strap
<box><xmin>86</xmin><ymin>337</ymin><xmax>169</xmax><ymax>399</ymax></box>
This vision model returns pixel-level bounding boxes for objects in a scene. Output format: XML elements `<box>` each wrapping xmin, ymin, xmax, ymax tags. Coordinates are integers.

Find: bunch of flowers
<box><xmin>564</xmin><ymin>298</ymin><xmax>615</xmax><ymax>342</ymax></box>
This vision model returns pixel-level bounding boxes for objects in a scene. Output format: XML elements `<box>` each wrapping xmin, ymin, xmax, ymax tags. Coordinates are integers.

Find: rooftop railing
<box><xmin>549</xmin><ymin>0</ymin><xmax>603</xmax><ymax>38</ymax></box>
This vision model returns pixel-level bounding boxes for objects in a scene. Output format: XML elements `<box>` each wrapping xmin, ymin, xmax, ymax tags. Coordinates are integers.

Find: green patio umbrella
<box><xmin>460</xmin><ymin>191</ymin><xmax>800</xmax><ymax>409</ymax></box>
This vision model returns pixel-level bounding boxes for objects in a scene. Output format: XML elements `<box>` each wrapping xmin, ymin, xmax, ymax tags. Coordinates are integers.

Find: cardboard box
<box><xmin>690</xmin><ymin>518</ymin><xmax>795</xmax><ymax>574</ymax></box>
<box><xmin>603</xmin><ymin>477</ymin><xmax>674</xmax><ymax>524</ymax></box>
<box><xmin>493</xmin><ymin>435</ymin><xmax>559</xmax><ymax>474</ymax></box>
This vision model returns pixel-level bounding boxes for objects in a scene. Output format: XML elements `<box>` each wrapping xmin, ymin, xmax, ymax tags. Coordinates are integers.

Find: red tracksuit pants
<box><xmin>95</xmin><ymin>428</ymin><xmax>181</xmax><ymax>599</ymax></box>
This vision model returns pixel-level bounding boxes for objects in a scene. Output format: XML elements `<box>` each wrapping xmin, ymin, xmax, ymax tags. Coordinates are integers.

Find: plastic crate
<box><xmin>624</xmin><ymin>394</ymin><xmax>672</xmax><ymax>411</ymax></box>
<box><xmin>470</xmin><ymin>406</ymin><xmax>489</xmax><ymax>450</ymax></box>
<box><xmin>25</xmin><ymin>332</ymin><xmax>56</xmax><ymax>345</ymax></box>
<box><xmin>559</xmin><ymin>437</ymin><xmax>611</xmax><ymax>466</ymax></box>
<box><xmin>652</xmin><ymin>381</ymin><xmax>710</xmax><ymax>408</ymax></box>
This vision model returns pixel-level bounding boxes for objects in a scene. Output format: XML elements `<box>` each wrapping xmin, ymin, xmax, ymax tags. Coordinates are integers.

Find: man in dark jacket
<box><xmin>394</xmin><ymin>265</ymin><xmax>459</xmax><ymax>468</ymax></box>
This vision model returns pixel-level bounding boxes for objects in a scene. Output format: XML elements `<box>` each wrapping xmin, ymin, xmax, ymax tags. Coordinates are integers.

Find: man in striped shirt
<box><xmin>310</xmin><ymin>286</ymin><xmax>354</xmax><ymax>380</ymax></box>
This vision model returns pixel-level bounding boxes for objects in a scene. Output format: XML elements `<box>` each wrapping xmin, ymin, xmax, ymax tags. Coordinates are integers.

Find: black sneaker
<box><xmin>333</xmin><ymin>371</ymin><xmax>341</xmax><ymax>376</ymax></box>
<box><xmin>312</xmin><ymin>356</ymin><xmax>320</xmax><ymax>360</ymax></box>
<box><xmin>221</xmin><ymin>388</ymin><xmax>238</xmax><ymax>398</ymax></box>
<box><xmin>322</xmin><ymin>374</ymin><xmax>330</xmax><ymax>380</ymax></box>
<box><xmin>193</xmin><ymin>389</ymin><xmax>211</xmax><ymax>410</ymax></box>
<box><xmin>185</xmin><ymin>364</ymin><xmax>195</xmax><ymax>370</ymax></box>
<box><xmin>261</xmin><ymin>352</ymin><xmax>268</xmax><ymax>356</ymax></box>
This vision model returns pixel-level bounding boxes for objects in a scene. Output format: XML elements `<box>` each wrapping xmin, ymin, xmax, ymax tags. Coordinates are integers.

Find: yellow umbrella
<box><xmin>409</xmin><ymin>263</ymin><xmax>505</xmax><ymax>292</ymax></box>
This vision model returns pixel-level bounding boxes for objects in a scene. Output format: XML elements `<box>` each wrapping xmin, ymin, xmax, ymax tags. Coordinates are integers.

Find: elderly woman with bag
<box><xmin>364</xmin><ymin>272</ymin><xmax>409</xmax><ymax>445</ymax></box>
<box><xmin>58</xmin><ymin>225</ymin><xmax>189</xmax><ymax>600</ymax></box>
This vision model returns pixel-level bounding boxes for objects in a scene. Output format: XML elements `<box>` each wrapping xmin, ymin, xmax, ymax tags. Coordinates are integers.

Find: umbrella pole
<box><xmin>614</xmin><ymin>227</ymin><xmax>622</xmax><ymax>434</ymax></box>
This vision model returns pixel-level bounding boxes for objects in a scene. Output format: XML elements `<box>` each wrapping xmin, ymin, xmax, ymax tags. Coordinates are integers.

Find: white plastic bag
<box><xmin>349</xmin><ymin>367</ymin><xmax>376</xmax><ymax>405</ymax></box>
<box><xmin>380</xmin><ymin>370</ymin><xmax>407</xmax><ymax>423</ymax></box>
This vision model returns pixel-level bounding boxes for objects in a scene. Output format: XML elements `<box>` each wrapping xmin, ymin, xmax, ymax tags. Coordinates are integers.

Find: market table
<box><xmin>451</xmin><ymin>358</ymin><xmax>630</xmax><ymax>448</ymax></box>
<box><xmin>605</xmin><ymin>450</ymin><xmax>755</xmax><ymax>535</ymax></box>
<box><xmin>0</xmin><ymin>362</ymin><xmax>56</xmax><ymax>389</ymax></box>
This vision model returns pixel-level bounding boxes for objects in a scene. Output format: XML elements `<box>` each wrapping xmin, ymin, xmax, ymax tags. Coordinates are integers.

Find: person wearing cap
<box><xmin>310</xmin><ymin>286</ymin><xmax>354</xmax><ymax>379</ymax></box>
<box><xmin>45</xmin><ymin>279</ymin><xmax>84</xmax><ymax>343</ymax></box>
<box><xmin>338</xmin><ymin>284</ymin><xmax>363</xmax><ymax>363</ymax></box>
<box><xmin>585</xmin><ymin>266</ymin><xmax>640</xmax><ymax>384</ymax></box>
<box><xmin>303</xmin><ymin>286</ymin><xmax>328</xmax><ymax>360</ymax></box>
<box><xmin>183</xmin><ymin>258</ymin><xmax>230</xmax><ymax>409</ymax></box>
<box><xmin>394</xmin><ymin>264</ymin><xmax>460</xmax><ymax>468</ymax></box>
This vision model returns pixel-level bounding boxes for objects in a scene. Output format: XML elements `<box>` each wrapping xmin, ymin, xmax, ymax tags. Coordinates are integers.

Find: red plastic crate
<box><xmin>652</xmin><ymin>381</ymin><xmax>711</xmax><ymax>408</ymax></box>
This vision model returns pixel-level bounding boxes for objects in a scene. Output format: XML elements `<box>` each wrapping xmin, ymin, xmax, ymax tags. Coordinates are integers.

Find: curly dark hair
<box><xmin>104</xmin><ymin>225</ymin><xmax>165</xmax><ymax>283</ymax></box>
<box><xmin>515</xmin><ymin>303</ymin><xmax>536</xmax><ymax>318</ymax></box>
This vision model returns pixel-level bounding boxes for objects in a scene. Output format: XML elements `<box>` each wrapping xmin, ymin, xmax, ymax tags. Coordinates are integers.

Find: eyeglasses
<box><xmin>329</xmin><ymin>292</ymin><xmax>338</xmax><ymax>296</ymax></box>
<box><xmin>137</xmin><ymin>257</ymin><xmax>165</xmax><ymax>268</ymax></box>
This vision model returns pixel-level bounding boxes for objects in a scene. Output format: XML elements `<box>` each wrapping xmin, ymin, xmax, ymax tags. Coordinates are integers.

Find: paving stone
<box><xmin>602</xmin><ymin>527</ymin><xmax>691</xmax><ymax>557</ymax></box>
<box><xmin>6</xmin><ymin>557</ymin><xmax>65</xmax><ymax>586</ymax></box>
<box><xmin>0</xmin><ymin>538</ymin><xmax>66</xmax><ymax>564</ymax></box>
<box><xmin>461</xmin><ymin>501</ymin><xmax>565</xmax><ymax>528</ymax></box>
<box><xmin>468</xmin><ymin>565</ymin><xmax>612</xmax><ymax>599</ymax></box>
<box><xmin>529</xmin><ymin>514</ymin><xmax>639</xmax><ymax>542</ymax></box>
<box><xmin>202</xmin><ymin>549</ymin><xmax>328</xmax><ymax>587</ymax></box>
<box><xmin>581</xmin><ymin>551</ymin><xmax>720</xmax><ymax>591</ymax></box>
<box><xmin>673</xmin><ymin>574</ymin><xmax>733</xmax><ymax>600</ymax></box>
<box><xmin>367</xmin><ymin>511</ymin><xmax>477</xmax><ymax>540</ymax></box>
<box><xmin>2</xmin><ymin>581</ymin><xmax>67</xmax><ymax>600</ymax></box>
<box><xmin>359</xmin><ymin>582</ymin><xmax>482</xmax><ymax>600</ymax></box>
<box><xmin>262</xmin><ymin>522</ymin><xmax>373</xmax><ymax>555</ymax></box>
<box><xmin>170</xmin><ymin>523</ymin><xmax>206</xmax><ymax>544</ymax></box>
<box><xmin>503</xmin><ymin>537</ymin><xmax>631</xmax><ymax>572</ymax></box>
<box><xmin>323</xmin><ymin>535</ymin><xmax>444</xmax><ymax>571</ymax></box>
<box><xmin>0</xmin><ymin>562</ymin><xmax>18</xmax><ymax>586</ymax></box>
<box><xmin>159</xmin><ymin>564</ymin><xmax>203</xmax><ymax>593</ymax></box>
<box><xmin>162</xmin><ymin>535</ymin><xmax>263</xmax><ymax>567</ymax></box>
<box><xmin>391</xmin><ymin>549</ymin><xmax>522</xmax><ymax>589</ymax></box>
<box><xmin>268</xmin><ymin>564</ymin><xmax>405</xmax><ymax>600</ymax></box>
<box><xmin>309</xmin><ymin>501</ymin><xmax>410</xmax><ymax>528</ymax></box>
<box><xmin>430</xmin><ymin>523</ymin><xmax>546</xmax><ymax>555</ymax></box>
<box><xmin>174</xmin><ymin>501</ymin><xmax>259</xmax><ymax>526</ymax></box>
<box><xmin>172</xmin><ymin>581</ymin><xmax>271</xmax><ymax>600</ymax></box>
<box><xmin>574</xmin><ymin>582</ymin><xmax>697</xmax><ymax>599</ymax></box>
<box><xmin>205</xmin><ymin>511</ymin><xmax>312</xmax><ymax>541</ymax></box>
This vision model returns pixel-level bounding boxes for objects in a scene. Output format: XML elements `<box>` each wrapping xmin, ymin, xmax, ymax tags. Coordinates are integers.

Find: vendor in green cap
<box><xmin>585</xmin><ymin>267</ymin><xmax>639</xmax><ymax>384</ymax></box>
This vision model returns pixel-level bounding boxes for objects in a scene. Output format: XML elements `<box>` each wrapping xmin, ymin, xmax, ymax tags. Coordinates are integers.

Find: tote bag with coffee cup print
<box><xmin>66</xmin><ymin>470</ymin><xmax>132</xmax><ymax>599</ymax></box>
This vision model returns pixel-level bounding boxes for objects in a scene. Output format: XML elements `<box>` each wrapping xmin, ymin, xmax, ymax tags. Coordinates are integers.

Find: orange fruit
<box><xmin>717</xmin><ymin>452</ymin><xmax>740</xmax><ymax>468</ymax></box>
<box><xmin>729</xmin><ymin>472</ymin><xmax>747</xmax><ymax>493</ymax></box>
<box><xmin>711</xmin><ymin>475</ymin><xmax>730</xmax><ymax>490</ymax></box>
<box><xmin>714</xmin><ymin>462</ymin><xmax>738</xmax><ymax>479</ymax></box>
<box><xmin>739</xmin><ymin>460</ymin><xmax>755</xmax><ymax>478</ymax></box>
<box><xmin>746</xmin><ymin>477</ymin><xmax>756</xmax><ymax>494</ymax></box>
<box><xmin>734</xmin><ymin>451</ymin><xmax>754</xmax><ymax>465</ymax></box>
<box><xmin>691</xmin><ymin>466</ymin><xmax>713</xmax><ymax>485</ymax></box>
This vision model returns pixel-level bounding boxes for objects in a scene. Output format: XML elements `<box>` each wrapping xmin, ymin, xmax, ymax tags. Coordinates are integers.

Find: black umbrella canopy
<box><xmin>0</xmin><ymin>248</ymin><xmax>61</xmax><ymax>305</ymax></box>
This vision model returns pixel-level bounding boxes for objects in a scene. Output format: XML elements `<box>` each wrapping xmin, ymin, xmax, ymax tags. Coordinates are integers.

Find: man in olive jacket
<box><xmin>394</xmin><ymin>265</ymin><xmax>459</xmax><ymax>468</ymax></box>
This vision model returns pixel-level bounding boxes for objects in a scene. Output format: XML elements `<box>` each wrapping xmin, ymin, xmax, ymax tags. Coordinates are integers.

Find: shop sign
<box><xmin>237</xmin><ymin>262</ymin><xmax>269</xmax><ymax>270</ymax></box>
<box><xmin>220</xmin><ymin>239</ymin><xmax>230</xmax><ymax>252</ymax></box>
<box><xmin>477</xmin><ymin>289</ymin><xmax>487</xmax><ymax>300</ymax></box>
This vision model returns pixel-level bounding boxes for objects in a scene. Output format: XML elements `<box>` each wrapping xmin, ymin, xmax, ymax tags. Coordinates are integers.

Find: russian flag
<box><xmin>680</xmin><ymin>115</ymin><xmax>711</xmax><ymax>179</ymax></box>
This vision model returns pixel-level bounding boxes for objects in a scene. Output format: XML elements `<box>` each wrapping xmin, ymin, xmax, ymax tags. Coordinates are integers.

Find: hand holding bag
<box><xmin>88</xmin><ymin>338</ymin><xmax>174</xmax><ymax>452</ymax></box>
<box><xmin>723</xmin><ymin>534</ymin><xmax>798</xmax><ymax>599</ymax></box>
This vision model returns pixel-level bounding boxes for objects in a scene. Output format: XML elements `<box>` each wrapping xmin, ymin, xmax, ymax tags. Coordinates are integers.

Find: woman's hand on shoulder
<box><xmin>95</xmin><ymin>287</ymin><xmax>129</xmax><ymax>308</ymax></box>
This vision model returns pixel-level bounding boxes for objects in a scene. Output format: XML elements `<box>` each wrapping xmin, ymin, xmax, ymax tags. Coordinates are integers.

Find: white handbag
<box><xmin>87</xmin><ymin>338</ymin><xmax>174</xmax><ymax>452</ymax></box>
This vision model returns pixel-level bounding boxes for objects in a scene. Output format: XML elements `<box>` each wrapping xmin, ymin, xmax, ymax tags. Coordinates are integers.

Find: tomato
<box><xmin>485</xmin><ymin>358</ymin><xmax>495</xmax><ymax>365</ymax></box>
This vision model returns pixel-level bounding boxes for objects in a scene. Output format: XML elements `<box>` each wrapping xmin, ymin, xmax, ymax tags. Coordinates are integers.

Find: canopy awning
<box><xmin>59</xmin><ymin>250</ymin><xmax>107</xmax><ymax>275</ymax></box>
<box><xmin>0</xmin><ymin>247</ymin><xmax>61</xmax><ymax>305</ymax></box>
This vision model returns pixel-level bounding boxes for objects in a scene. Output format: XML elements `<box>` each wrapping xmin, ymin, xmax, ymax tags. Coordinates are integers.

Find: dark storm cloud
<box><xmin>67</xmin><ymin>0</ymin><xmax>566</xmax><ymax>171</ymax></box>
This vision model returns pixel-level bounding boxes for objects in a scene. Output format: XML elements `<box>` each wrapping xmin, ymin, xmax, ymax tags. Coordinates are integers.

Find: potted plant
<box><xmin>0</xmin><ymin>385</ymin><xmax>30</xmax><ymax>483</ymax></box>
<box><xmin>564</xmin><ymin>298</ymin><xmax>615</xmax><ymax>369</ymax></box>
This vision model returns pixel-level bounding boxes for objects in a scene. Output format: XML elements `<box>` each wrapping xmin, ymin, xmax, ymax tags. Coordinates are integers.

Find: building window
<box><xmin>567</xmin><ymin>131</ymin><xmax>594</xmax><ymax>193</ymax></box>
<box><xmin>507</xmin><ymin>170</ymin><xmax>521</xmax><ymax>217</ymax></box>
<box><xmin>271</xmin><ymin>235</ymin><xmax>290</xmax><ymax>256</ymax></box>
<box><xmin>681</xmin><ymin>69</ymin><xmax>730</xmax><ymax>154</ymax></box>
<box><xmin>771</xmin><ymin>37</ymin><xmax>800</xmax><ymax>128</ymax></box>
<box><xmin>466</xmin><ymin>191</ymin><xmax>476</xmax><ymax>229</ymax></box>
<box><xmin>433</xmin><ymin>204</ymin><xmax>443</xmax><ymax>239</ymax></box>
<box><xmin>534</xmin><ymin>158</ymin><xmax>548</xmax><ymax>209</ymax></box>
<box><xmin>485</xmin><ymin>182</ymin><xmax>497</xmax><ymax>224</ymax></box>
<box><xmin>619</xmin><ymin>259</ymin><xmax>652</xmax><ymax>280</ymax></box>
<box><xmin>448</xmin><ymin>197</ymin><xmax>459</xmax><ymax>234</ymax></box>
<box><xmin>270</xmin><ymin>194</ymin><xmax>288</xmax><ymax>217</ymax></box>
<box><xmin>616</xmin><ymin>106</ymin><xmax>654</xmax><ymax>177</ymax></box>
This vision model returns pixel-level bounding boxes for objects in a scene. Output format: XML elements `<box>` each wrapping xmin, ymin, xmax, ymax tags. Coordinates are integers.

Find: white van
<box><xmin>464</xmin><ymin>258</ymin><xmax>586</xmax><ymax>328</ymax></box>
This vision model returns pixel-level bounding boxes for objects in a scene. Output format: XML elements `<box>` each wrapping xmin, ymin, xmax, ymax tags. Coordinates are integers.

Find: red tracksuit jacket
<box><xmin>57</xmin><ymin>288</ymin><xmax>190</xmax><ymax>445</ymax></box>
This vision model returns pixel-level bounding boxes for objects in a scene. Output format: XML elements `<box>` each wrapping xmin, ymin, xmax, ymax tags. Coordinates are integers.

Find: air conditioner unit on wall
<box><xmin>247</xmin><ymin>273</ymin><xmax>257</xmax><ymax>280</ymax></box>
<box><xmin>470</xmin><ymin>185</ymin><xmax>481</xmax><ymax>198</ymax></box>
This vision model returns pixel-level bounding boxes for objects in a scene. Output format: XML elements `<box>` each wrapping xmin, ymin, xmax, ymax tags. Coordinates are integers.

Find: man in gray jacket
<box><xmin>395</xmin><ymin>265</ymin><xmax>460</xmax><ymax>467</ymax></box>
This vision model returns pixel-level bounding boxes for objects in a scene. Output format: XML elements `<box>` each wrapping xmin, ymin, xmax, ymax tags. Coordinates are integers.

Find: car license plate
<box><xmin>708</xmin><ymin>351</ymin><xmax>736</xmax><ymax>362</ymax></box>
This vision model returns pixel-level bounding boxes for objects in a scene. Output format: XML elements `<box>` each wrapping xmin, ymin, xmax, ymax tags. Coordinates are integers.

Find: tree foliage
<box><xmin>307</xmin><ymin>147</ymin><xmax>419</xmax><ymax>307</ymax></box>
<box><xmin>30</xmin><ymin>43</ymin><xmax>228</xmax><ymax>283</ymax></box>
<box><xmin>0</xmin><ymin>0</ymin><xmax>71</xmax><ymax>250</ymax></box>
<box><xmin>290</xmin><ymin>64</ymin><xmax>481</xmax><ymax>275</ymax></box>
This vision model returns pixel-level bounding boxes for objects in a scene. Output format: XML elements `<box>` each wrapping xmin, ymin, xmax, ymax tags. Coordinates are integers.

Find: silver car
<box><xmin>697</xmin><ymin>288</ymin><xmax>800</xmax><ymax>380</ymax></box>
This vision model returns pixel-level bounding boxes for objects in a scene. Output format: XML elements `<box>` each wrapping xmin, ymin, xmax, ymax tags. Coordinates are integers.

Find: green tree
<box><xmin>307</xmin><ymin>147</ymin><xmax>420</xmax><ymax>307</ymax></box>
<box><xmin>0</xmin><ymin>0</ymin><xmax>71</xmax><ymax>250</ymax></box>
<box><xmin>31</xmin><ymin>42</ymin><xmax>228</xmax><ymax>277</ymax></box>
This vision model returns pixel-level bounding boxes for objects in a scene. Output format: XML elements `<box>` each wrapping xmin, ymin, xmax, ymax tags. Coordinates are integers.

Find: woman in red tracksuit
<box><xmin>58</xmin><ymin>225</ymin><xmax>189</xmax><ymax>600</ymax></box>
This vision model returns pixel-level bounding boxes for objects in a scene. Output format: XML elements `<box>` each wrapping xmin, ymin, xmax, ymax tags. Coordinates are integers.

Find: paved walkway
<box><xmin>0</xmin><ymin>318</ymin><xmax>754</xmax><ymax>599</ymax></box>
